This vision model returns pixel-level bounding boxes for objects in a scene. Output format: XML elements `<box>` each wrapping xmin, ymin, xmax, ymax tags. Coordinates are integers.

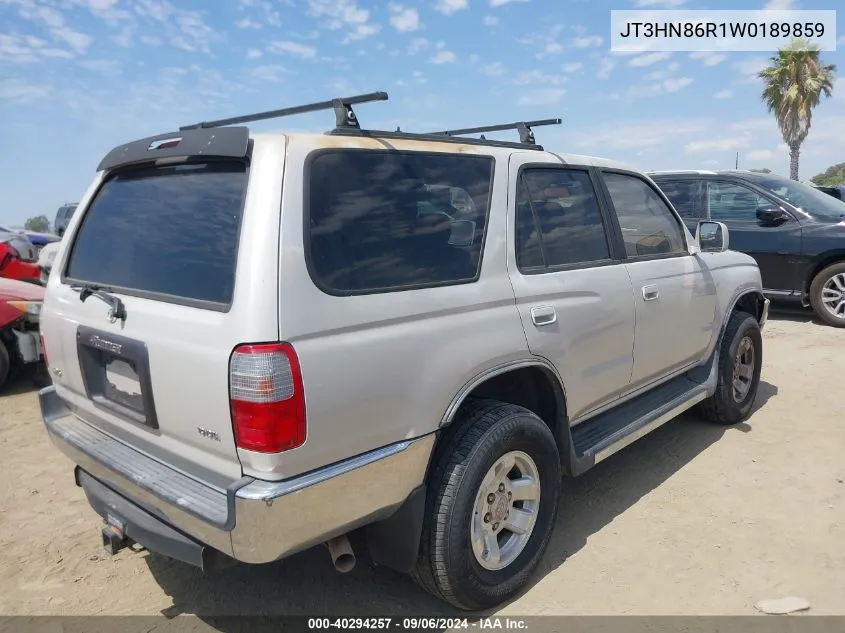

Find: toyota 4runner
<box><xmin>38</xmin><ymin>92</ymin><xmax>769</xmax><ymax>611</ymax></box>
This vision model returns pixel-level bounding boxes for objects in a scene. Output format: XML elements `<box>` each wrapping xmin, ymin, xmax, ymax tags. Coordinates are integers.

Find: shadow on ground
<box><xmin>0</xmin><ymin>363</ymin><xmax>51</xmax><ymax>397</ymax></box>
<box><xmin>766</xmin><ymin>302</ymin><xmax>829</xmax><ymax>327</ymax></box>
<box><xmin>144</xmin><ymin>380</ymin><xmax>778</xmax><ymax>625</ymax></box>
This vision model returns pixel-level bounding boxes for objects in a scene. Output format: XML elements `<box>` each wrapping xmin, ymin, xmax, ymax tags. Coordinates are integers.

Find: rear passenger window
<box><xmin>515</xmin><ymin>168</ymin><xmax>611</xmax><ymax>271</ymax></box>
<box><xmin>603</xmin><ymin>172</ymin><xmax>687</xmax><ymax>258</ymax></box>
<box><xmin>306</xmin><ymin>150</ymin><xmax>493</xmax><ymax>295</ymax></box>
<box><xmin>655</xmin><ymin>180</ymin><xmax>701</xmax><ymax>219</ymax></box>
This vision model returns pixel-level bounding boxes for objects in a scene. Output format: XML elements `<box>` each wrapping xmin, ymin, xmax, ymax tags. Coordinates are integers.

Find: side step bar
<box><xmin>565</xmin><ymin>352</ymin><xmax>718</xmax><ymax>476</ymax></box>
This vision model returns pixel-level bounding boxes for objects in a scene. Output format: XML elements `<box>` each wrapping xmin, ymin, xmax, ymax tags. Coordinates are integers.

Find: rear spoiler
<box><xmin>96</xmin><ymin>126</ymin><xmax>250</xmax><ymax>172</ymax></box>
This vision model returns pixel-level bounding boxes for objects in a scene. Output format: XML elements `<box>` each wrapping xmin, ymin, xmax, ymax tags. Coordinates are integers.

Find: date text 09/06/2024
<box><xmin>618</xmin><ymin>21</ymin><xmax>825</xmax><ymax>39</ymax></box>
<box><xmin>307</xmin><ymin>618</ymin><xmax>529</xmax><ymax>630</ymax></box>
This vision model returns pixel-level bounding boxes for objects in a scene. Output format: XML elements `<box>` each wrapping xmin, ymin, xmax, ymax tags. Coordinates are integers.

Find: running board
<box><xmin>565</xmin><ymin>355</ymin><xmax>717</xmax><ymax>476</ymax></box>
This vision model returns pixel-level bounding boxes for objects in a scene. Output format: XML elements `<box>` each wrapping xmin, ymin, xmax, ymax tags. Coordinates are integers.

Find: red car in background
<box><xmin>0</xmin><ymin>237</ymin><xmax>41</xmax><ymax>284</ymax></box>
<box><xmin>0</xmin><ymin>276</ymin><xmax>44</xmax><ymax>389</ymax></box>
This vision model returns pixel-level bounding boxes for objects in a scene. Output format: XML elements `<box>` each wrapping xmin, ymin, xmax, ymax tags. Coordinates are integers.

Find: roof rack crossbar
<box><xmin>179</xmin><ymin>91</ymin><xmax>389</xmax><ymax>131</ymax></box>
<box><xmin>426</xmin><ymin>118</ymin><xmax>562</xmax><ymax>145</ymax></box>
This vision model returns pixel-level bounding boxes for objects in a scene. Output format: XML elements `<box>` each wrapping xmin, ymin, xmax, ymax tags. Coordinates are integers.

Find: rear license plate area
<box><xmin>77</xmin><ymin>325</ymin><xmax>159</xmax><ymax>429</ymax></box>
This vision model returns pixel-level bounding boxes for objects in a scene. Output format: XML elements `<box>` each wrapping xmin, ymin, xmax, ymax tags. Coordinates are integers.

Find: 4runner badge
<box><xmin>197</xmin><ymin>426</ymin><xmax>221</xmax><ymax>442</ymax></box>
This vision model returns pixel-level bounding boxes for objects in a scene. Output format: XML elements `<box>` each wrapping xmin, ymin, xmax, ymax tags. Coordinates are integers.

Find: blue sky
<box><xmin>0</xmin><ymin>0</ymin><xmax>843</xmax><ymax>227</ymax></box>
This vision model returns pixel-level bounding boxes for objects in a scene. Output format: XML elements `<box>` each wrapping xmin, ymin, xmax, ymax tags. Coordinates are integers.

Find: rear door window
<box><xmin>306</xmin><ymin>149</ymin><xmax>493</xmax><ymax>295</ymax></box>
<box><xmin>63</xmin><ymin>161</ymin><xmax>247</xmax><ymax>308</ymax></box>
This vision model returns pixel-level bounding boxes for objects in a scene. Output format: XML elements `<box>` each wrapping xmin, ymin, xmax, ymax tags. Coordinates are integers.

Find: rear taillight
<box><xmin>229</xmin><ymin>342</ymin><xmax>306</xmax><ymax>453</ymax></box>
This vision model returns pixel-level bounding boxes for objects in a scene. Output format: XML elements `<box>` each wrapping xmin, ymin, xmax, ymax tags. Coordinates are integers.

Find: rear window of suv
<box><xmin>63</xmin><ymin>161</ymin><xmax>247</xmax><ymax>308</ymax></box>
<box><xmin>306</xmin><ymin>149</ymin><xmax>494</xmax><ymax>295</ymax></box>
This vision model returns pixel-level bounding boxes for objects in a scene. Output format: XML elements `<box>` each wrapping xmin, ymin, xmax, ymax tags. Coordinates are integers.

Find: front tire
<box><xmin>413</xmin><ymin>399</ymin><xmax>561</xmax><ymax>611</ymax></box>
<box><xmin>809</xmin><ymin>262</ymin><xmax>845</xmax><ymax>328</ymax></box>
<box><xmin>697</xmin><ymin>310</ymin><xmax>762</xmax><ymax>425</ymax></box>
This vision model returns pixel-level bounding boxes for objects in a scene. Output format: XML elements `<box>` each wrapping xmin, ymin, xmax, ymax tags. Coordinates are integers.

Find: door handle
<box><xmin>530</xmin><ymin>305</ymin><xmax>557</xmax><ymax>326</ymax></box>
<box><xmin>642</xmin><ymin>285</ymin><xmax>659</xmax><ymax>301</ymax></box>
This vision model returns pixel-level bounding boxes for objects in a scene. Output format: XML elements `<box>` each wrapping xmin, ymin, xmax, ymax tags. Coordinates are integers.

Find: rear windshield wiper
<box><xmin>71</xmin><ymin>283</ymin><xmax>127</xmax><ymax>322</ymax></box>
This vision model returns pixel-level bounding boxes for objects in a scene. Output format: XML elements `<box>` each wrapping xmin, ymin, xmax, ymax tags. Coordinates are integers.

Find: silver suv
<box><xmin>38</xmin><ymin>92</ymin><xmax>768</xmax><ymax>611</ymax></box>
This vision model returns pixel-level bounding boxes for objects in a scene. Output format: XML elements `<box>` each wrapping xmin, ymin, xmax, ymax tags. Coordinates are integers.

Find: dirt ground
<box><xmin>0</xmin><ymin>305</ymin><xmax>843</xmax><ymax>620</ymax></box>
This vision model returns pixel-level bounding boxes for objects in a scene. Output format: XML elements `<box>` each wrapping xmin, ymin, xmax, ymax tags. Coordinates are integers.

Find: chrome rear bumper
<box><xmin>39</xmin><ymin>386</ymin><xmax>434</xmax><ymax>565</ymax></box>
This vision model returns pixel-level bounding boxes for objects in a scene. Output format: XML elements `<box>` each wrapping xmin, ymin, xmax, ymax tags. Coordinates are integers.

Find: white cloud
<box><xmin>246</xmin><ymin>48</ymin><xmax>263</xmax><ymax>58</ymax></box>
<box><xmin>598</xmin><ymin>56</ymin><xmax>616</xmax><ymax>80</ymax></box>
<box><xmin>515</xmin><ymin>69</ymin><xmax>567</xmax><ymax>86</ymax></box>
<box><xmin>664</xmin><ymin>77</ymin><xmax>692</xmax><ymax>92</ymax></box>
<box><xmin>408</xmin><ymin>37</ymin><xmax>429</xmax><ymax>55</ymax></box>
<box><xmin>434</xmin><ymin>0</ymin><xmax>468</xmax><ymax>15</ymax></box>
<box><xmin>574</xmin><ymin>118</ymin><xmax>710</xmax><ymax>150</ymax></box>
<box><xmin>389</xmin><ymin>3</ymin><xmax>420</xmax><ymax>31</ymax></box>
<box><xmin>714</xmin><ymin>89</ymin><xmax>733</xmax><ymax>99</ymax></box>
<box><xmin>690</xmin><ymin>51</ymin><xmax>728</xmax><ymax>66</ymax></box>
<box><xmin>431</xmin><ymin>50</ymin><xmax>456</xmax><ymax>64</ymax></box>
<box><xmin>838</xmin><ymin>35</ymin><xmax>845</xmax><ymax>46</ymax></box>
<box><xmin>733</xmin><ymin>55</ymin><xmax>769</xmax><ymax>82</ymax></box>
<box><xmin>249</xmin><ymin>65</ymin><xmax>293</xmax><ymax>83</ymax></box>
<box><xmin>483</xmin><ymin>15</ymin><xmax>499</xmax><ymax>25</ymax></box>
<box><xmin>746</xmin><ymin>149</ymin><xmax>775</xmax><ymax>161</ymax></box>
<box><xmin>236</xmin><ymin>17</ymin><xmax>262</xmax><ymax>29</ymax></box>
<box><xmin>685</xmin><ymin>136</ymin><xmax>750</xmax><ymax>153</ymax></box>
<box><xmin>763</xmin><ymin>0</ymin><xmax>795</xmax><ymax>9</ymax></box>
<box><xmin>78</xmin><ymin>59</ymin><xmax>122</xmax><ymax>76</ymax></box>
<box><xmin>629</xmin><ymin>51</ymin><xmax>672</xmax><ymax>67</ymax></box>
<box><xmin>0</xmin><ymin>79</ymin><xmax>53</xmax><ymax>103</ymax></box>
<box><xmin>562</xmin><ymin>62</ymin><xmax>583</xmax><ymax>72</ymax></box>
<box><xmin>306</xmin><ymin>0</ymin><xmax>380</xmax><ymax>41</ymax></box>
<box><xmin>0</xmin><ymin>34</ymin><xmax>73</xmax><ymax>63</ymax></box>
<box><xmin>268</xmin><ymin>40</ymin><xmax>317</xmax><ymax>58</ymax></box>
<box><xmin>517</xmin><ymin>88</ymin><xmax>566</xmax><ymax>106</ymax></box>
<box><xmin>572</xmin><ymin>35</ymin><xmax>603</xmax><ymax>48</ymax></box>
<box><xmin>519</xmin><ymin>24</ymin><xmax>566</xmax><ymax>59</ymax></box>
<box><xmin>490</xmin><ymin>0</ymin><xmax>529</xmax><ymax>6</ymax></box>
<box><xmin>481</xmin><ymin>62</ymin><xmax>506</xmax><ymax>76</ymax></box>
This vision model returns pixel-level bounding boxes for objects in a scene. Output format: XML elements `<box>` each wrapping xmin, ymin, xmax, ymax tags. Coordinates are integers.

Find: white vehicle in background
<box><xmin>37</xmin><ymin>240</ymin><xmax>62</xmax><ymax>285</ymax></box>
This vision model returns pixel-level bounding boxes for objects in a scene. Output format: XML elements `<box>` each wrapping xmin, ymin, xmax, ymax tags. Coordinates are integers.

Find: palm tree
<box><xmin>758</xmin><ymin>38</ymin><xmax>836</xmax><ymax>181</ymax></box>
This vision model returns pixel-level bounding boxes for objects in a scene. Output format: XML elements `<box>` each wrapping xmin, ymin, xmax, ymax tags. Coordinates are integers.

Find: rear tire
<box><xmin>0</xmin><ymin>341</ymin><xmax>10</xmax><ymax>390</ymax></box>
<box><xmin>697</xmin><ymin>310</ymin><xmax>762</xmax><ymax>425</ymax></box>
<box><xmin>413</xmin><ymin>398</ymin><xmax>561</xmax><ymax>611</ymax></box>
<box><xmin>809</xmin><ymin>262</ymin><xmax>845</xmax><ymax>328</ymax></box>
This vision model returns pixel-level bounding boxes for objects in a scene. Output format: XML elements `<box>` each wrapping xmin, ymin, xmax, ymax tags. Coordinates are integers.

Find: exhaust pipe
<box><xmin>324</xmin><ymin>534</ymin><xmax>356</xmax><ymax>573</ymax></box>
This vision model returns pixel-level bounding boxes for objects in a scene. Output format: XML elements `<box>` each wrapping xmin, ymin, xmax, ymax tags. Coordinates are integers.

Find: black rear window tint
<box><xmin>306</xmin><ymin>149</ymin><xmax>493</xmax><ymax>295</ymax></box>
<box><xmin>64</xmin><ymin>162</ymin><xmax>247</xmax><ymax>307</ymax></box>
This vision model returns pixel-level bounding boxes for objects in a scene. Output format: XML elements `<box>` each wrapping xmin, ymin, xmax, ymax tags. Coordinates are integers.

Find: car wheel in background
<box><xmin>809</xmin><ymin>262</ymin><xmax>845</xmax><ymax>328</ymax></box>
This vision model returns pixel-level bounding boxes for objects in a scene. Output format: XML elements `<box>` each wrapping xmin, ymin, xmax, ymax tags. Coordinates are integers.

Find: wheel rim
<box><xmin>470</xmin><ymin>450</ymin><xmax>541</xmax><ymax>571</ymax></box>
<box><xmin>821</xmin><ymin>273</ymin><xmax>845</xmax><ymax>320</ymax></box>
<box><xmin>732</xmin><ymin>336</ymin><xmax>755</xmax><ymax>403</ymax></box>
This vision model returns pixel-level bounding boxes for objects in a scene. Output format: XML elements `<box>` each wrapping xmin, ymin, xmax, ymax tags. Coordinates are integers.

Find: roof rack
<box><xmin>179</xmin><ymin>91</ymin><xmax>389</xmax><ymax>131</ymax></box>
<box><xmin>426</xmin><ymin>118</ymin><xmax>562</xmax><ymax>146</ymax></box>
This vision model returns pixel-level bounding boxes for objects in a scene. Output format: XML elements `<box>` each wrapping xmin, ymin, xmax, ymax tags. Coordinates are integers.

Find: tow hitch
<box><xmin>101</xmin><ymin>514</ymin><xmax>130</xmax><ymax>555</ymax></box>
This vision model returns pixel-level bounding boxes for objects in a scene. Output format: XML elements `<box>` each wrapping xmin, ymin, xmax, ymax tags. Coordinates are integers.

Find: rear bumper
<box><xmin>39</xmin><ymin>386</ymin><xmax>434</xmax><ymax>566</ymax></box>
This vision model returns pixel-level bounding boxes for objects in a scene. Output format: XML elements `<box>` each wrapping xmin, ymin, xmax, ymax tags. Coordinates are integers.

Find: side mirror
<box><xmin>756</xmin><ymin>206</ymin><xmax>788</xmax><ymax>225</ymax></box>
<box><xmin>696</xmin><ymin>221</ymin><xmax>729</xmax><ymax>253</ymax></box>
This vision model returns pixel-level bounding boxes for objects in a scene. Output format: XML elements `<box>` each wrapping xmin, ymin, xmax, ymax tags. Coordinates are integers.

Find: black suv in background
<box><xmin>54</xmin><ymin>202</ymin><xmax>77</xmax><ymax>237</ymax></box>
<box><xmin>650</xmin><ymin>170</ymin><xmax>845</xmax><ymax>328</ymax></box>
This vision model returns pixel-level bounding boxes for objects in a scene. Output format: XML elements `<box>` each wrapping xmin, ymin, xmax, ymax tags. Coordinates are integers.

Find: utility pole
<box><xmin>735</xmin><ymin>152</ymin><xmax>739</xmax><ymax>169</ymax></box>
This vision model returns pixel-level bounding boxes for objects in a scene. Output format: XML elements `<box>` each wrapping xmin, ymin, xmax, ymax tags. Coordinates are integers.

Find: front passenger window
<box><xmin>706</xmin><ymin>181</ymin><xmax>772</xmax><ymax>222</ymax></box>
<box><xmin>603</xmin><ymin>172</ymin><xmax>687</xmax><ymax>258</ymax></box>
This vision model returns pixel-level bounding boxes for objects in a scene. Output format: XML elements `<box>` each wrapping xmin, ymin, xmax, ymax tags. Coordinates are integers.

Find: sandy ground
<box><xmin>0</xmin><ymin>305</ymin><xmax>843</xmax><ymax>622</ymax></box>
